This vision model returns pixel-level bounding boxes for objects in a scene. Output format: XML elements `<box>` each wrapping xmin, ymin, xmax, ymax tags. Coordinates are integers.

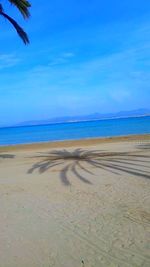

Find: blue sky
<box><xmin>0</xmin><ymin>0</ymin><xmax>150</xmax><ymax>126</ymax></box>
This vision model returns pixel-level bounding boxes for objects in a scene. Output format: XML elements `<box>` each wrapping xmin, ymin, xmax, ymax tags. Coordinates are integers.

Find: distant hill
<box><xmin>16</xmin><ymin>108</ymin><xmax>150</xmax><ymax>127</ymax></box>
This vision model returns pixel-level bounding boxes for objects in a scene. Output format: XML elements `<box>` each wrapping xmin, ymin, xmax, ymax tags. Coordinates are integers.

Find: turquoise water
<box><xmin>0</xmin><ymin>116</ymin><xmax>150</xmax><ymax>146</ymax></box>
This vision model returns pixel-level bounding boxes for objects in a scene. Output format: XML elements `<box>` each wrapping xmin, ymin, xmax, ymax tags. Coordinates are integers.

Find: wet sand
<box><xmin>0</xmin><ymin>135</ymin><xmax>150</xmax><ymax>267</ymax></box>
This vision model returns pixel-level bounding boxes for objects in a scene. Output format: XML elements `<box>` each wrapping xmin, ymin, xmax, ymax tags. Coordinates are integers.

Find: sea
<box><xmin>0</xmin><ymin>116</ymin><xmax>150</xmax><ymax>146</ymax></box>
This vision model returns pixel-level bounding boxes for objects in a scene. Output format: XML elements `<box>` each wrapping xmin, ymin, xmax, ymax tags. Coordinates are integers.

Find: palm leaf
<box><xmin>0</xmin><ymin>4</ymin><xmax>3</xmax><ymax>12</ymax></box>
<box><xmin>0</xmin><ymin>10</ymin><xmax>29</xmax><ymax>44</ymax></box>
<box><xmin>8</xmin><ymin>0</ymin><xmax>31</xmax><ymax>18</ymax></box>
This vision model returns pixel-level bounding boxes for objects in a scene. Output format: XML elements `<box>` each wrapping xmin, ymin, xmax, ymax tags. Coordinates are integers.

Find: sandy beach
<box><xmin>0</xmin><ymin>134</ymin><xmax>150</xmax><ymax>267</ymax></box>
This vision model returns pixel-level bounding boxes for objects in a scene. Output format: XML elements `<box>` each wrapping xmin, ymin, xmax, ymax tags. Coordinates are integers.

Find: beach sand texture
<box><xmin>0</xmin><ymin>135</ymin><xmax>150</xmax><ymax>267</ymax></box>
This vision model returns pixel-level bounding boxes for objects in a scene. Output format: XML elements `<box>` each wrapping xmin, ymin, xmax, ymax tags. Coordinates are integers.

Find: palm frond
<box><xmin>0</xmin><ymin>4</ymin><xmax>4</xmax><ymax>12</ymax></box>
<box><xmin>0</xmin><ymin>11</ymin><xmax>29</xmax><ymax>44</ymax></box>
<box><xmin>8</xmin><ymin>0</ymin><xmax>31</xmax><ymax>18</ymax></box>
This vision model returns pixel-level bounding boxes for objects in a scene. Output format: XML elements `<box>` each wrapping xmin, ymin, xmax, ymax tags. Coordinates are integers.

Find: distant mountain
<box><xmin>16</xmin><ymin>108</ymin><xmax>150</xmax><ymax>127</ymax></box>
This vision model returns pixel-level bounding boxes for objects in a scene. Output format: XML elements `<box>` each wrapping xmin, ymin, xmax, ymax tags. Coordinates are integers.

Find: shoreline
<box><xmin>1</xmin><ymin>133</ymin><xmax>150</xmax><ymax>151</ymax></box>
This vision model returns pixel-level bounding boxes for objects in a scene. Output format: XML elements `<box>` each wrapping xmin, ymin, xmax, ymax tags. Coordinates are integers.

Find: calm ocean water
<box><xmin>0</xmin><ymin>116</ymin><xmax>150</xmax><ymax>146</ymax></box>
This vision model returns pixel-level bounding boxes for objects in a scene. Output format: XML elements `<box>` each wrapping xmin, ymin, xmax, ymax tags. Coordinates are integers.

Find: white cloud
<box><xmin>48</xmin><ymin>52</ymin><xmax>75</xmax><ymax>66</ymax></box>
<box><xmin>62</xmin><ymin>52</ymin><xmax>74</xmax><ymax>58</ymax></box>
<box><xmin>110</xmin><ymin>89</ymin><xmax>131</xmax><ymax>103</ymax></box>
<box><xmin>0</xmin><ymin>53</ymin><xmax>20</xmax><ymax>69</ymax></box>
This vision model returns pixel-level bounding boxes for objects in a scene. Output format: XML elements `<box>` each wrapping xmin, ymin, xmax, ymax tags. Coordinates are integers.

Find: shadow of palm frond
<box><xmin>27</xmin><ymin>148</ymin><xmax>150</xmax><ymax>186</ymax></box>
<box><xmin>136</xmin><ymin>142</ymin><xmax>150</xmax><ymax>150</ymax></box>
<box><xmin>0</xmin><ymin>154</ymin><xmax>15</xmax><ymax>159</ymax></box>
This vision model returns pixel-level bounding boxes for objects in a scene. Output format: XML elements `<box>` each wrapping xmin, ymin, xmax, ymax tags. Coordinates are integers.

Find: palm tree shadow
<box><xmin>136</xmin><ymin>142</ymin><xmax>150</xmax><ymax>150</ymax></box>
<box><xmin>27</xmin><ymin>148</ymin><xmax>150</xmax><ymax>186</ymax></box>
<box><xmin>0</xmin><ymin>154</ymin><xmax>15</xmax><ymax>159</ymax></box>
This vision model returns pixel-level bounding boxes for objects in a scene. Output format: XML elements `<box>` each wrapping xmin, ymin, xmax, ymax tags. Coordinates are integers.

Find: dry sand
<box><xmin>0</xmin><ymin>135</ymin><xmax>150</xmax><ymax>267</ymax></box>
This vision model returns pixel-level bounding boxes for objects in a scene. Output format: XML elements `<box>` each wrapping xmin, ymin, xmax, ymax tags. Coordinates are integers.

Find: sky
<box><xmin>0</xmin><ymin>0</ymin><xmax>150</xmax><ymax>126</ymax></box>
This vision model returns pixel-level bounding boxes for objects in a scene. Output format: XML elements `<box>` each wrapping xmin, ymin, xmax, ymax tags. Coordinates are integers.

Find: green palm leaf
<box><xmin>8</xmin><ymin>0</ymin><xmax>31</xmax><ymax>18</ymax></box>
<box><xmin>0</xmin><ymin>1</ymin><xmax>31</xmax><ymax>44</ymax></box>
<box><xmin>0</xmin><ymin>10</ymin><xmax>29</xmax><ymax>44</ymax></box>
